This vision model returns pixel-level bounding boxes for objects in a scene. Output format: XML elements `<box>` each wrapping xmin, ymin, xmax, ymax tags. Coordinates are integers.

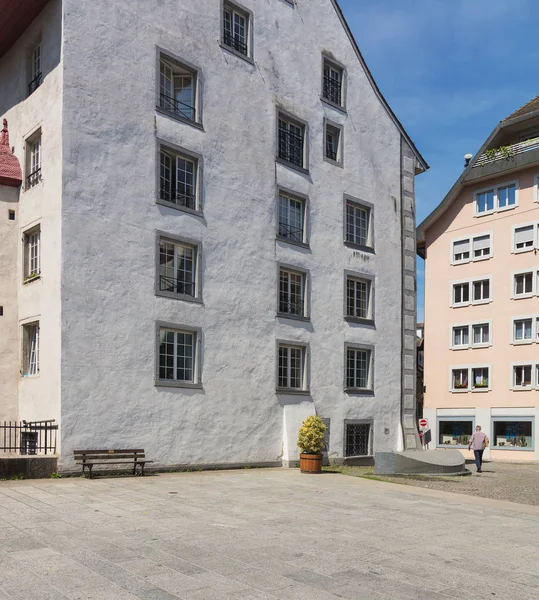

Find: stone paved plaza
<box><xmin>0</xmin><ymin>469</ymin><xmax>538</xmax><ymax>600</ymax></box>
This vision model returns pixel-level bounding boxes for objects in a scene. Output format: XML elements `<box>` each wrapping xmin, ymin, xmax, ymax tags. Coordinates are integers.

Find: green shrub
<box><xmin>297</xmin><ymin>415</ymin><xmax>326</xmax><ymax>454</ymax></box>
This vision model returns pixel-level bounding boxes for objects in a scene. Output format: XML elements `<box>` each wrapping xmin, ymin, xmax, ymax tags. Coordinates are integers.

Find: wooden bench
<box><xmin>74</xmin><ymin>449</ymin><xmax>152</xmax><ymax>479</ymax></box>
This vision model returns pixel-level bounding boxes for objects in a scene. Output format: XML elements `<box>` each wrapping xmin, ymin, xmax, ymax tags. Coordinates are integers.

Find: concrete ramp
<box><xmin>375</xmin><ymin>450</ymin><xmax>467</xmax><ymax>475</ymax></box>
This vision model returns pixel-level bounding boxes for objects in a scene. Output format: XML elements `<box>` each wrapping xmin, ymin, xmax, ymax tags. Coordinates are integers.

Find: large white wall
<box><xmin>57</xmin><ymin>0</ymin><xmax>407</xmax><ymax>468</ymax></box>
<box><xmin>0</xmin><ymin>0</ymin><xmax>63</xmax><ymax>425</ymax></box>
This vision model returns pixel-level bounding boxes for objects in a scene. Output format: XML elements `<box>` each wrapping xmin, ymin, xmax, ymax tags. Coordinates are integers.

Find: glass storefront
<box><xmin>438</xmin><ymin>419</ymin><xmax>473</xmax><ymax>447</ymax></box>
<box><xmin>492</xmin><ymin>420</ymin><xmax>533</xmax><ymax>450</ymax></box>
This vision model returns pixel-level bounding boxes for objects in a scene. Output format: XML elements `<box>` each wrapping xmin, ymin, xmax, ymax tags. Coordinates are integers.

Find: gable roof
<box><xmin>503</xmin><ymin>94</ymin><xmax>539</xmax><ymax>121</ymax></box>
<box><xmin>331</xmin><ymin>0</ymin><xmax>428</xmax><ymax>174</ymax></box>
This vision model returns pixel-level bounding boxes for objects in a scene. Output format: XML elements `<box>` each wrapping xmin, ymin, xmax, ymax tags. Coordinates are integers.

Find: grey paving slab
<box><xmin>1</xmin><ymin>469</ymin><xmax>538</xmax><ymax>600</ymax></box>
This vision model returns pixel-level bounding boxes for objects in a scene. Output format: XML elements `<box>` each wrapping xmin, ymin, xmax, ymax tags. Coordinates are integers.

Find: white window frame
<box><xmin>345</xmin><ymin>274</ymin><xmax>374</xmax><ymax>322</ymax></box>
<box><xmin>450</xmin><ymin>232</ymin><xmax>493</xmax><ymax>265</ymax></box>
<box><xmin>23</xmin><ymin>225</ymin><xmax>41</xmax><ymax>282</ymax></box>
<box><xmin>534</xmin><ymin>174</ymin><xmax>539</xmax><ymax>203</ymax></box>
<box><xmin>276</xmin><ymin>342</ymin><xmax>308</xmax><ymax>392</ymax></box>
<box><xmin>158</xmin><ymin>52</ymin><xmax>201</xmax><ymax>126</ymax></box>
<box><xmin>345</xmin><ymin>345</ymin><xmax>374</xmax><ymax>393</ymax></box>
<box><xmin>474</xmin><ymin>180</ymin><xmax>519</xmax><ymax>217</ymax></box>
<box><xmin>278</xmin><ymin>266</ymin><xmax>308</xmax><ymax>320</ymax></box>
<box><xmin>157</xmin><ymin>143</ymin><xmax>202</xmax><ymax>214</ymax></box>
<box><xmin>21</xmin><ymin>321</ymin><xmax>40</xmax><ymax>377</ymax></box>
<box><xmin>450</xmin><ymin>324</ymin><xmax>470</xmax><ymax>350</ymax></box>
<box><xmin>277</xmin><ymin>190</ymin><xmax>307</xmax><ymax>246</ymax></box>
<box><xmin>450</xmin><ymin>277</ymin><xmax>492</xmax><ymax>307</ymax></box>
<box><xmin>324</xmin><ymin>119</ymin><xmax>343</xmax><ymax>166</ymax></box>
<box><xmin>512</xmin><ymin>270</ymin><xmax>536</xmax><ymax>299</ymax></box>
<box><xmin>222</xmin><ymin>1</ymin><xmax>253</xmax><ymax>60</ymax></box>
<box><xmin>156</xmin><ymin>233</ymin><xmax>202</xmax><ymax>303</ymax></box>
<box><xmin>451</xmin><ymin>236</ymin><xmax>471</xmax><ymax>264</ymax></box>
<box><xmin>511</xmin><ymin>315</ymin><xmax>536</xmax><ymax>345</ymax></box>
<box><xmin>344</xmin><ymin>197</ymin><xmax>373</xmax><ymax>250</ymax></box>
<box><xmin>512</xmin><ymin>221</ymin><xmax>538</xmax><ymax>254</ymax></box>
<box><xmin>155</xmin><ymin>323</ymin><xmax>202</xmax><ymax>388</ymax></box>
<box><xmin>25</xmin><ymin>129</ymin><xmax>42</xmax><ymax>190</ymax></box>
<box><xmin>450</xmin><ymin>366</ymin><xmax>470</xmax><ymax>392</ymax></box>
<box><xmin>451</xmin><ymin>280</ymin><xmax>470</xmax><ymax>307</ymax></box>
<box><xmin>510</xmin><ymin>363</ymin><xmax>535</xmax><ymax>391</ymax></box>
<box><xmin>471</xmin><ymin>321</ymin><xmax>491</xmax><ymax>348</ymax></box>
<box><xmin>471</xmin><ymin>365</ymin><xmax>490</xmax><ymax>392</ymax></box>
<box><xmin>472</xmin><ymin>278</ymin><xmax>492</xmax><ymax>304</ymax></box>
<box><xmin>277</xmin><ymin>111</ymin><xmax>308</xmax><ymax>171</ymax></box>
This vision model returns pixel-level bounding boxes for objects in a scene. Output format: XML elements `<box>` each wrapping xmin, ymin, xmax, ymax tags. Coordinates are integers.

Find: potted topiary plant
<box><xmin>297</xmin><ymin>415</ymin><xmax>326</xmax><ymax>474</ymax></box>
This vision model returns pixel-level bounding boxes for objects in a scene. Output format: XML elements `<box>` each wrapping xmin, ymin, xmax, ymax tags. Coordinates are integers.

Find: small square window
<box><xmin>22</xmin><ymin>322</ymin><xmax>40</xmax><ymax>376</ymax></box>
<box><xmin>453</xmin><ymin>239</ymin><xmax>470</xmax><ymax>263</ymax></box>
<box><xmin>345</xmin><ymin>201</ymin><xmax>371</xmax><ymax>248</ymax></box>
<box><xmin>471</xmin><ymin>367</ymin><xmax>489</xmax><ymax>390</ymax></box>
<box><xmin>159</xmin><ymin>146</ymin><xmax>200</xmax><ymax>212</ymax></box>
<box><xmin>25</xmin><ymin>130</ymin><xmax>42</xmax><ymax>190</ymax></box>
<box><xmin>159</xmin><ymin>56</ymin><xmax>199</xmax><ymax>124</ymax></box>
<box><xmin>278</xmin><ymin>114</ymin><xmax>306</xmax><ymax>169</ymax></box>
<box><xmin>346</xmin><ymin>276</ymin><xmax>373</xmax><ymax>321</ymax></box>
<box><xmin>472</xmin><ymin>323</ymin><xmax>490</xmax><ymax>346</ymax></box>
<box><xmin>451</xmin><ymin>368</ymin><xmax>468</xmax><ymax>391</ymax></box>
<box><xmin>278</xmin><ymin>192</ymin><xmax>306</xmax><ymax>245</ymax></box>
<box><xmin>452</xmin><ymin>326</ymin><xmax>469</xmax><ymax>348</ymax></box>
<box><xmin>452</xmin><ymin>282</ymin><xmax>469</xmax><ymax>305</ymax></box>
<box><xmin>8</xmin><ymin>210</ymin><xmax>15</xmax><ymax>221</ymax></box>
<box><xmin>514</xmin><ymin>272</ymin><xmax>533</xmax><ymax>297</ymax></box>
<box><xmin>23</xmin><ymin>226</ymin><xmax>41</xmax><ymax>282</ymax></box>
<box><xmin>322</xmin><ymin>59</ymin><xmax>344</xmax><ymax>107</ymax></box>
<box><xmin>277</xmin><ymin>343</ymin><xmax>307</xmax><ymax>391</ymax></box>
<box><xmin>345</xmin><ymin>423</ymin><xmax>372</xmax><ymax>456</ymax></box>
<box><xmin>279</xmin><ymin>268</ymin><xmax>307</xmax><ymax>319</ymax></box>
<box><xmin>472</xmin><ymin>235</ymin><xmax>491</xmax><ymax>259</ymax></box>
<box><xmin>472</xmin><ymin>279</ymin><xmax>490</xmax><ymax>302</ymax></box>
<box><xmin>223</xmin><ymin>2</ymin><xmax>251</xmax><ymax>58</ymax></box>
<box><xmin>158</xmin><ymin>237</ymin><xmax>200</xmax><ymax>301</ymax></box>
<box><xmin>513</xmin><ymin>318</ymin><xmax>533</xmax><ymax>342</ymax></box>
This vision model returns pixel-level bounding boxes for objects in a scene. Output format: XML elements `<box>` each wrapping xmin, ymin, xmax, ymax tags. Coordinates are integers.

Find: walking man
<box><xmin>468</xmin><ymin>425</ymin><xmax>489</xmax><ymax>473</ymax></box>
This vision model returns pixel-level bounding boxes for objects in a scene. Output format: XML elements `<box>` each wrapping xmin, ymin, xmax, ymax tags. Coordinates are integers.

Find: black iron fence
<box><xmin>0</xmin><ymin>420</ymin><xmax>58</xmax><ymax>455</ymax></box>
<box><xmin>323</xmin><ymin>75</ymin><xmax>342</xmax><ymax>106</ymax></box>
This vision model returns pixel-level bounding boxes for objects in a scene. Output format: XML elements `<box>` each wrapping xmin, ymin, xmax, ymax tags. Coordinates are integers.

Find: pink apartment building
<box><xmin>417</xmin><ymin>96</ymin><xmax>539</xmax><ymax>462</ymax></box>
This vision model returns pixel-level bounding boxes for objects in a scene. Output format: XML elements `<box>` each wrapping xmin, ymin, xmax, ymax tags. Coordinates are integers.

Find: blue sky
<box><xmin>338</xmin><ymin>0</ymin><xmax>539</xmax><ymax>320</ymax></box>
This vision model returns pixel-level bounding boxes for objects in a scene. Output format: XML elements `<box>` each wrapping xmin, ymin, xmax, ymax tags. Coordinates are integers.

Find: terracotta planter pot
<box><xmin>299</xmin><ymin>453</ymin><xmax>322</xmax><ymax>474</ymax></box>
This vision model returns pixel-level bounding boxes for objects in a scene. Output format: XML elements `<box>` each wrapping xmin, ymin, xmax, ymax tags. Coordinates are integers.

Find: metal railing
<box><xmin>279</xmin><ymin>299</ymin><xmax>304</xmax><ymax>316</ymax></box>
<box><xmin>278</xmin><ymin>222</ymin><xmax>304</xmax><ymax>243</ymax></box>
<box><xmin>326</xmin><ymin>147</ymin><xmax>337</xmax><ymax>161</ymax></box>
<box><xmin>323</xmin><ymin>75</ymin><xmax>342</xmax><ymax>106</ymax></box>
<box><xmin>0</xmin><ymin>420</ymin><xmax>58</xmax><ymax>455</ymax></box>
<box><xmin>223</xmin><ymin>31</ymin><xmax>248</xmax><ymax>55</ymax></box>
<box><xmin>473</xmin><ymin>137</ymin><xmax>539</xmax><ymax>167</ymax></box>
<box><xmin>28</xmin><ymin>72</ymin><xmax>42</xmax><ymax>96</ymax></box>
<box><xmin>159</xmin><ymin>275</ymin><xmax>195</xmax><ymax>297</ymax></box>
<box><xmin>278</xmin><ymin>129</ymin><xmax>304</xmax><ymax>167</ymax></box>
<box><xmin>160</xmin><ymin>187</ymin><xmax>196</xmax><ymax>210</ymax></box>
<box><xmin>159</xmin><ymin>93</ymin><xmax>196</xmax><ymax>122</ymax></box>
<box><xmin>26</xmin><ymin>168</ymin><xmax>41</xmax><ymax>189</ymax></box>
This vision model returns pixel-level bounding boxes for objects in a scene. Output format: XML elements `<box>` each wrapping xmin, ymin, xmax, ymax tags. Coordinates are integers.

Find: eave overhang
<box><xmin>0</xmin><ymin>0</ymin><xmax>49</xmax><ymax>59</ymax></box>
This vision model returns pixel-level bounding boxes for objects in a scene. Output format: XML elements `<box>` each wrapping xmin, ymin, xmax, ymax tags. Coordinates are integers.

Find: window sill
<box><xmin>21</xmin><ymin>374</ymin><xmax>40</xmax><ymax>380</ymax></box>
<box><xmin>276</xmin><ymin>235</ymin><xmax>310</xmax><ymax>250</ymax></box>
<box><xmin>275</xmin><ymin>157</ymin><xmax>309</xmax><ymax>176</ymax></box>
<box><xmin>323</xmin><ymin>156</ymin><xmax>343</xmax><ymax>169</ymax></box>
<box><xmin>451</xmin><ymin>345</ymin><xmax>470</xmax><ymax>351</ymax></box>
<box><xmin>345</xmin><ymin>316</ymin><xmax>375</xmax><ymax>327</ymax></box>
<box><xmin>23</xmin><ymin>274</ymin><xmax>41</xmax><ymax>285</ymax></box>
<box><xmin>471</xmin><ymin>343</ymin><xmax>491</xmax><ymax>349</ymax></box>
<box><xmin>276</xmin><ymin>389</ymin><xmax>310</xmax><ymax>396</ymax></box>
<box><xmin>320</xmin><ymin>96</ymin><xmax>347</xmax><ymax>114</ymax></box>
<box><xmin>156</xmin><ymin>290</ymin><xmax>203</xmax><ymax>304</ymax></box>
<box><xmin>472</xmin><ymin>299</ymin><xmax>491</xmax><ymax>306</ymax></box>
<box><xmin>451</xmin><ymin>303</ymin><xmax>470</xmax><ymax>308</ymax></box>
<box><xmin>511</xmin><ymin>340</ymin><xmax>533</xmax><ymax>346</ymax></box>
<box><xmin>513</xmin><ymin>247</ymin><xmax>535</xmax><ymax>254</ymax></box>
<box><xmin>344</xmin><ymin>388</ymin><xmax>374</xmax><ymax>396</ymax></box>
<box><xmin>277</xmin><ymin>313</ymin><xmax>310</xmax><ymax>322</ymax></box>
<box><xmin>344</xmin><ymin>241</ymin><xmax>375</xmax><ymax>254</ymax></box>
<box><xmin>24</xmin><ymin>182</ymin><xmax>43</xmax><ymax>193</ymax></box>
<box><xmin>497</xmin><ymin>204</ymin><xmax>517</xmax><ymax>213</ymax></box>
<box><xmin>155</xmin><ymin>106</ymin><xmax>204</xmax><ymax>131</ymax></box>
<box><xmin>154</xmin><ymin>380</ymin><xmax>203</xmax><ymax>389</ymax></box>
<box><xmin>510</xmin><ymin>387</ymin><xmax>534</xmax><ymax>392</ymax></box>
<box><xmin>474</xmin><ymin>210</ymin><xmax>495</xmax><ymax>218</ymax></box>
<box><xmin>219</xmin><ymin>42</ymin><xmax>254</xmax><ymax>65</ymax></box>
<box><xmin>450</xmin><ymin>389</ymin><xmax>469</xmax><ymax>393</ymax></box>
<box><xmin>156</xmin><ymin>198</ymin><xmax>203</xmax><ymax>217</ymax></box>
<box><xmin>512</xmin><ymin>294</ymin><xmax>535</xmax><ymax>300</ymax></box>
<box><xmin>471</xmin><ymin>388</ymin><xmax>490</xmax><ymax>393</ymax></box>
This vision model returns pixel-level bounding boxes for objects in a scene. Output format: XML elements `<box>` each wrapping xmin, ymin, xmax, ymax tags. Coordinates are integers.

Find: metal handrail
<box><xmin>473</xmin><ymin>137</ymin><xmax>539</xmax><ymax>167</ymax></box>
<box><xmin>28</xmin><ymin>72</ymin><xmax>42</xmax><ymax>95</ymax></box>
<box><xmin>160</xmin><ymin>188</ymin><xmax>196</xmax><ymax>209</ymax></box>
<box><xmin>159</xmin><ymin>93</ymin><xmax>196</xmax><ymax>121</ymax></box>
<box><xmin>278</xmin><ymin>222</ymin><xmax>303</xmax><ymax>243</ymax></box>
<box><xmin>278</xmin><ymin>128</ymin><xmax>304</xmax><ymax>167</ymax></box>
<box><xmin>26</xmin><ymin>168</ymin><xmax>41</xmax><ymax>188</ymax></box>
<box><xmin>223</xmin><ymin>31</ymin><xmax>248</xmax><ymax>55</ymax></box>
<box><xmin>279</xmin><ymin>299</ymin><xmax>304</xmax><ymax>316</ymax></box>
<box><xmin>323</xmin><ymin>75</ymin><xmax>342</xmax><ymax>105</ymax></box>
<box><xmin>159</xmin><ymin>275</ymin><xmax>194</xmax><ymax>296</ymax></box>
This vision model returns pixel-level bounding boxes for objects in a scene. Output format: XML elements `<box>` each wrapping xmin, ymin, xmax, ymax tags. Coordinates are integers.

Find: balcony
<box><xmin>469</xmin><ymin>137</ymin><xmax>539</xmax><ymax>180</ymax></box>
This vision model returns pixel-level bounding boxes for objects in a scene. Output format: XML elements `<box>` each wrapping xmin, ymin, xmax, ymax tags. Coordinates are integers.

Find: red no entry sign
<box><xmin>419</xmin><ymin>419</ymin><xmax>428</xmax><ymax>428</ymax></box>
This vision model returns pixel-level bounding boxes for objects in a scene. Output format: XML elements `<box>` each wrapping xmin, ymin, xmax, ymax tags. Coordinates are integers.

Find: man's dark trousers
<box><xmin>474</xmin><ymin>449</ymin><xmax>484</xmax><ymax>471</ymax></box>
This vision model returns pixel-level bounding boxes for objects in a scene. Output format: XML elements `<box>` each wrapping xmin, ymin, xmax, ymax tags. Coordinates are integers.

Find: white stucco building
<box><xmin>0</xmin><ymin>0</ymin><xmax>426</xmax><ymax>471</ymax></box>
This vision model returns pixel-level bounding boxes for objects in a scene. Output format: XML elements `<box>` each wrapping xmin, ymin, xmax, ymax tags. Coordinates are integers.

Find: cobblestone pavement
<box><xmin>1</xmin><ymin>468</ymin><xmax>538</xmax><ymax>599</ymax></box>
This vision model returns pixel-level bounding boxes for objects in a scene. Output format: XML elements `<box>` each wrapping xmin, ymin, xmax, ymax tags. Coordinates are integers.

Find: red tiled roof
<box><xmin>0</xmin><ymin>119</ymin><xmax>22</xmax><ymax>187</ymax></box>
<box><xmin>503</xmin><ymin>95</ymin><xmax>539</xmax><ymax>121</ymax></box>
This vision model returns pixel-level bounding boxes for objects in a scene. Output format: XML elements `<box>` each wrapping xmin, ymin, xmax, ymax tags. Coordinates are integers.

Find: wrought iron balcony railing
<box><xmin>278</xmin><ymin>222</ymin><xmax>304</xmax><ymax>243</ymax></box>
<box><xmin>159</xmin><ymin>93</ymin><xmax>196</xmax><ymax>122</ymax></box>
<box><xmin>278</xmin><ymin>129</ymin><xmax>304</xmax><ymax>167</ymax></box>
<box><xmin>26</xmin><ymin>168</ymin><xmax>42</xmax><ymax>189</ymax></box>
<box><xmin>28</xmin><ymin>72</ymin><xmax>43</xmax><ymax>96</ymax></box>
<box><xmin>160</xmin><ymin>187</ymin><xmax>196</xmax><ymax>210</ymax></box>
<box><xmin>473</xmin><ymin>137</ymin><xmax>539</xmax><ymax>167</ymax></box>
<box><xmin>1</xmin><ymin>420</ymin><xmax>57</xmax><ymax>455</ymax></box>
<box><xmin>159</xmin><ymin>275</ymin><xmax>195</xmax><ymax>297</ymax></box>
<box><xmin>323</xmin><ymin>75</ymin><xmax>342</xmax><ymax>106</ymax></box>
<box><xmin>223</xmin><ymin>31</ymin><xmax>248</xmax><ymax>56</ymax></box>
<box><xmin>279</xmin><ymin>298</ymin><xmax>304</xmax><ymax>316</ymax></box>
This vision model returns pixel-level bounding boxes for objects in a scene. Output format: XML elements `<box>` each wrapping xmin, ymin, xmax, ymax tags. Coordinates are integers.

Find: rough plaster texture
<box><xmin>423</xmin><ymin>165</ymin><xmax>539</xmax><ymax>461</ymax></box>
<box><xmin>1</xmin><ymin>0</ymin><xmax>422</xmax><ymax>470</ymax></box>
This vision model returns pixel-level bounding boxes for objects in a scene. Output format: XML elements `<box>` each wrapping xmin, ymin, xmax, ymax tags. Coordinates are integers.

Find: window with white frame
<box><xmin>471</xmin><ymin>367</ymin><xmax>489</xmax><ymax>390</ymax></box>
<box><xmin>346</xmin><ymin>276</ymin><xmax>372</xmax><ymax>321</ymax></box>
<box><xmin>346</xmin><ymin>347</ymin><xmax>372</xmax><ymax>391</ymax></box>
<box><xmin>472</xmin><ymin>323</ymin><xmax>490</xmax><ymax>346</ymax></box>
<box><xmin>473</xmin><ymin>235</ymin><xmax>491</xmax><ymax>259</ymax></box>
<box><xmin>451</xmin><ymin>368</ymin><xmax>468</xmax><ymax>391</ymax></box>
<box><xmin>475</xmin><ymin>182</ymin><xmax>517</xmax><ymax>215</ymax></box>
<box><xmin>514</xmin><ymin>271</ymin><xmax>534</xmax><ymax>297</ymax></box>
<box><xmin>323</xmin><ymin>59</ymin><xmax>344</xmax><ymax>106</ymax></box>
<box><xmin>158</xmin><ymin>238</ymin><xmax>198</xmax><ymax>299</ymax></box>
<box><xmin>452</xmin><ymin>325</ymin><xmax>469</xmax><ymax>348</ymax></box>
<box><xmin>325</xmin><ymin>123</ymin><xmax>341</xmax><ymax>163</ymax></box>
<box><xmin>159</xmin><ymin>146</ymin><xmax>198</xmax><ymax>211</ymax></box>
<box><xmin>25</xmin><ymin>131</ymin><xmax>41</xmax><ymax>189</ymax></box>
<box><xmin>278</xmin><ymin>192</ymin><xmax>305</xmax><ymax>244</ymax></box>
<box><xmin>452</xmin><ymin>239</ymin><xmax>470</xmax><ymax>263</ymax></box>
<box><xmin>23</xmin><ymin>226</ymin><xmax>40</xmax><ymax>281</ymax></box>
<box><xmin>277</xmin><ymin>343</ymin><xmax>306</xmax><ymax>391</ymax></box>
<box><xmin>278</xmin><ymin>114</ymin><xmax>305</xmax><ymax>169</ymax></box>
<box><xmin>513</xmin><ymin>224</ymin><xmax>536</xmax><ymax>252</ymax></box>
<box><xmin>513</xmin><ymin>365</ymin><xmax>533</xmax><ymax>389</ymax></box>
<box><xmin>159</xmin><ymin>55</ymin><xmax>198</xmax><ymax>123</ymax></box>
<box><xmin>513</xmin><ymin>318</ymin><xmax>533</xmax><ymax>342</ymax></box>
<box><xmin>473</xmin><ymin>279</ymin><xmax>490</xmax><ymax>302</ymax></box>
<box><xmin>492</xmin><ymin>419</ymin><xmax>533</xmax><ymax>450</ymax></box>
<box><xmin>452</xmin><ymin>282</ymin><xmax>470</xmax><ymax>306</ymax></box>
<box><xmin>345</xmin><ymin>201</ymin><xmax>371</xmax><ymax>248</ymax></box>
<box><xmin>158</xmin><ymin>327</ymin><xmax>197</xmax><ymax>384</ymax></box>
<box><xmin>279</xmin><ymin>268</ymin><xmax>306</xmax><ymax>318</ymax></box>
<box><xmin>438</xmin><ymin>419</ymin><xmax>474</xmax><ymax>447</ymax></box>
<box><xmin>22</xmin><ymin>322</ymin><xmax>39</xmax><ymax>377</ymax></box>
<box><xmin>223</xmin><ymin>2</ymin><xmax>250</xmax><ymax>57</ymax></box>
<box><xmin>28</xmin><ymin>43</ymin><xmax>42</xmax><ymax>95</ymax></box>
<box><xmin>345</xmin><ymin>422</ymin><xmax>372</xmax><ymax>456</ymax></box>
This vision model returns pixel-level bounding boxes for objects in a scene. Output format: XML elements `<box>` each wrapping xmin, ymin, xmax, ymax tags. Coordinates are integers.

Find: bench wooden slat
<box><xmin>73</xmin><ymin>448</ymin><xmax>151</xmax><ymax>479</ymax></box>
<box><xmin>75</xmin><ymin>454</ymin><xmax>145</xmax><ymax>460</ymax></box>
<box><xmin>76</xmin><ymin>460</ymin><xmax>153</xmax><ymax>465</ymax></box>
<box><xmin>74</xmin><ymin>449</ymin><xmax>144</xmax><ymax>454</ymax></box>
